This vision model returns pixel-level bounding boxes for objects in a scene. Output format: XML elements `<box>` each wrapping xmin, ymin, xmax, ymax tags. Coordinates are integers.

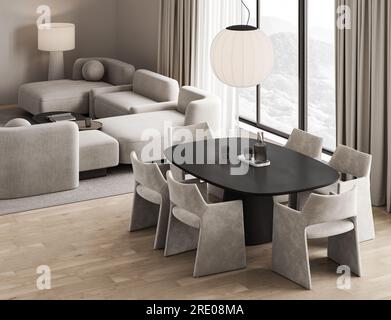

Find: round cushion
<box><xmin>5</xmin><ymin>118</ymin><xmax>31</xmax><ymax>128</ymax></box>
<box><xmin>82</xmin><ymin>60</ymin><xmax>105</xmax><ymax>81</ymax></box>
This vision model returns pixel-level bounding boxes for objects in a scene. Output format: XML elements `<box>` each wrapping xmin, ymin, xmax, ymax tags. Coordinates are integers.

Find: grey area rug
<box><xmin>0</xmin><ymin>107</ymin><xmax>135</xmax><ymax>215</ymax></box>
<box><xmin>0</xmin><ymin>165</ymin><xmax>135</xmax><ymax>215</ymax></box>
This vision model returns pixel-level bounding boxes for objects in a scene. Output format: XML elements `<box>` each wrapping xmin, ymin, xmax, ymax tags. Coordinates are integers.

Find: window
<box><xmin>308</xmin><ymin>0</ymin><xmax>336</xmax><ymax>150</ymax></box>
<box><xmin>239</xmin><ymin>0</ymin><xmax>337</xmax><ymax>152</ymax></box>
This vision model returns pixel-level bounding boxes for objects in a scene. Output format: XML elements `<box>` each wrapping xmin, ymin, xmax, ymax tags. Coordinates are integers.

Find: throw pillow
<box><xmin>82</xmin><ymin>60</ymin><xmax>105</xmax><ymax>81</ymax></box>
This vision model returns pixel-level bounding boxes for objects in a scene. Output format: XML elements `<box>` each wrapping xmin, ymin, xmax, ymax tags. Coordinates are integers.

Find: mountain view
<box><xmin>239</xmin><ymin>16</ymin><xmax>336</xmax><ymax>150</ymax></box>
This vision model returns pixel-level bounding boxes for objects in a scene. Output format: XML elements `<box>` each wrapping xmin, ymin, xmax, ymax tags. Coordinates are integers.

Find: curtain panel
<box><xmin>158</xmin><ymin>0</ymin><xmax>198</xmax><ymax>86</ymax></box>
<box><xmin>336</xmin><ymin>0</ymin><xmax>391</xmax><ymax>211</ymax></box>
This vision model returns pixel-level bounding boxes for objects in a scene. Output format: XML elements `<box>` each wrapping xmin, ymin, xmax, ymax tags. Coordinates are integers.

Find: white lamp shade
<box><xmin>38</xmin><ymin>23</ymin><xmax>75</xmax><ymax>52</ymax></box>
<box><xmin>210</xmin><ymin>26</ymin><xmax>274</xmax><ymax>88</ymax></box>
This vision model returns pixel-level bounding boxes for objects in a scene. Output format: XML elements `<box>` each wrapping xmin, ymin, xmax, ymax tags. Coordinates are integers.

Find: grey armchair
<box><xmin>129</xmin><ymin>151</ymin><xmax>171</xmax><ymax>250</ymax></box>
<box><xmin>286</xmin><ymin>128</ymin><xmax>323</xmax><ymax>159</ymax></box>
<box><xmin>164</xmin><ymin>171</ymin><xmax>246</xmax><ymax>277</ymax></box>
<box><xmin>0</xmin><ymin>120</ymin><xmax>79</xmax><ymax>199</ymax></box>
<box><xmin>272</xmin><ymin>187</ymin><xmax>362</xmax><ymax>290</ymax></box>
<box><xmin>298</xmin><ymin>145</ymin><xmax>375</xmax><ymax>242</ymax></box>
<box><xmin>284</xmin><ymin>128</ymin><xmax>323</xmax><ymax>207</ymax></box>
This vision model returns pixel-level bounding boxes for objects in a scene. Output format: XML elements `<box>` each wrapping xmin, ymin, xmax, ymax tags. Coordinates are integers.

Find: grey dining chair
<box><xmin>129</xmin><ymin>151</ymin><xmax>171</xmax><ymax>250</ymax></box>
<box><xmin>285</xmin><ymin>128</ymin><xmax>323</xmax><ymax>160</ymax></box>
<box><xmin>168</xmin><ymin>122</ymin><xmax>214</xmax><ymax>182</ymax></box>
<box><xmin>297</xmin><ymin>145</ymin><xmax>374</xmax><ymax>242</ymax></box>
<box><xmin>282</xmin><ymin>128</ymin><xmax>323</xmax><ymax>207</ymax></box>
<box><xmin>164</xmin><ymin>171</ymin><xmax>246</xmax><ymax>277</ymax></box>
<box><xmin>272</xmin><ymin>187</ymin><xmax>362</xmax><ymax>290</ymax></box>
<box><xmin>168</xmin><ymin>122</ymin><xmax>222</xmax><ymax>202</ymax></box>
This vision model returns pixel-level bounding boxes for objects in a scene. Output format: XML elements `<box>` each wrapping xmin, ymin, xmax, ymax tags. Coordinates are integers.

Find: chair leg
<box><xmin>129</xmin><ymin>192</ymin><xmax>159</xmax><ymax>232</ymax></box>
<box><xmin>164</xmin><ymin>208</ymin><xmax>199</xmax><ymax>257</ymax></box>
<box><xmin>193</xmin><ymin>222</ymin><xmax>246</xmax><ymax>278</ymax></box>
<box><xmin>153</xmin><ymin>198</ymin><xmax>170</xmax><ymax>250</ymax></box>
<box><xmin>328</xmin><ymin>228</ymin><xmax>362</xmax><ymax>277</ymax></box>
<box><xmin>272</xmin><ymin>220</ymin><xmax>312</xmax><ymax>290</ymax></box>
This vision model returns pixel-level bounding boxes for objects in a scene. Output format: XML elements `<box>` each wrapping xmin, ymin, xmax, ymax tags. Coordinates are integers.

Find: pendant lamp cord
<box><xmin>241</xmin><ymin>0</ymin><xmax>251</xmax><ymax>25</ymax></box>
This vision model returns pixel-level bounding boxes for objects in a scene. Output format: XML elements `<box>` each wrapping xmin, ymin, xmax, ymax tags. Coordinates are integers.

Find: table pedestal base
<box><xmin>223</xmin><ymin>191</ymin><xmax>274</xmax><ymax>246</ymax></box>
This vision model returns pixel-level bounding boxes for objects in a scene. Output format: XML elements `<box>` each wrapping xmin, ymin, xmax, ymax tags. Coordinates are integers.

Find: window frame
<box><xmin>238</xmin><ymin>0</ymin><xmax>335</xmax><ymax>155</ymax></box>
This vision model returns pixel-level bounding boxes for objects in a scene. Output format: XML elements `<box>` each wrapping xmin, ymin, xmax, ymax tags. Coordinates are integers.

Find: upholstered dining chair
<box><xmin>129</xmin><ymin>151</ymin><xmax>170</xmax><ymax>250</ymax></box>
<box><xmin>272</xmin><ymin>187</ymin><xmax>362</xmax><ymax>290</ymax></box>
<box><xmin>297</xmin><ymin>145</ymin><xmax>374</xmax><ymax>242</ymax></box>
<box><xmin>283</xmin><ymin>128</ymin><xmax>323</xmax><ymax>207</ymax></box>
<box><xmin>168</xmin><ymin>122</ymin><xmax>214</xmax><ymax>182</ymax></box>
<box><xmin>285</xmin><ymin>128</ymin><xmax>323</xmax><ymax>159</ymax></box>
<box><xmin>168</xmin><ymin>122</ymin><xmax>223</xmax><ymax>202</ymax></box>
<box><xmin>164</xmin><ymin>171</ymin><xmax>246</xmax><ymax>277</ymax></box>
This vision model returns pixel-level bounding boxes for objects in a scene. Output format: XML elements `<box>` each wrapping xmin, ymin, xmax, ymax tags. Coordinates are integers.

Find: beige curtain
<box><xmin>336</xmin><ymin>0</ymin><xmax>391</xmax><ymax>211</ymax></box>
<box><xmin>158</xmin><ymin>0</ymin><xmax>198</xmax><ymax>86</ymax></box>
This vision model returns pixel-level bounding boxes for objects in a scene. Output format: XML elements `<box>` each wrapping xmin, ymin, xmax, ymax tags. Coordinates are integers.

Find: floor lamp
<box><xmin>38</xmin><ymin>23</ymin><xmax>75</xmax><ymax>81</ymax></box>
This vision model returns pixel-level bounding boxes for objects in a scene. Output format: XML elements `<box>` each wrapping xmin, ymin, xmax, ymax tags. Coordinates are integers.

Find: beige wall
<box><xmin>117</xmin><ymin>0</ymin><xmax>160</xmax><ymax>71</ymax></box>
<box><xmin>0</xmin><ymin>0</ymin><xmax>160</xmax><ymax>104</ymax></box>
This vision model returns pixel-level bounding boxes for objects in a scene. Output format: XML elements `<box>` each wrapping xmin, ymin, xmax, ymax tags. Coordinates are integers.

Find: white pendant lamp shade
<box><xmin>210</xmin><ymin>26</ymin><xmax>274</xmax><ymax>88</ymax></box>
<box><xmin>38</xmin><ymin>23</ymin><xmax>75</xmax><ymax>52</ymax></box>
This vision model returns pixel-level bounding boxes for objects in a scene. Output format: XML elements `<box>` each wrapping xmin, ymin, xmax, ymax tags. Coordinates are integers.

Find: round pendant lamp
<box><xmin>210</xmin><ymin>2</ymin><xmax>274</xmax><ymax>88</ymax></box>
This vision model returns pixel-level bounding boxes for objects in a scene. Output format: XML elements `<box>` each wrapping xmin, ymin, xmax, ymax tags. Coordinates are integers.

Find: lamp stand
<box><xmin>48</xmin><ymin>51</ymin><xmax>64</xmax><ymax>80</ymax></box>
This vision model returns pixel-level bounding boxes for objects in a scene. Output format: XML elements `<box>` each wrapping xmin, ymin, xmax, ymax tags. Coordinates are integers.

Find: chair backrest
<box><xmin>168</xmin><ymin>122</ymin><xmax>214</xmax><ymax>181</ymax></box>
<box><xmin>285</xmin><ymin>129</ymin><xmax>323</xmax><ymax>159</ymax></box>
<box><xmin>329</xmin><ymin>145</ymin><xmax>372</xmax><ymax>178</ymax></box>
<box><xmin>167</xmin><ymin>171</ymin><xmax>207</xmax><ymax>218</ymax></box>
<box><xmin>130</xmin><ymin>152</ymin><xmax>167</xmax><ymax>193</ymax></box>
<box><xmin>73</xmin><ymin>58</ymin><xmax>135</xmax><ymax>85</ymax></box>
<box><xmin>133</xmin><ymin>69</ymin><xmax>179</xmax><ymax>102</ymax></box>
<box><xmin>302</xmin><ymin>187</ymin><xmax>357</xmax><ymax>226</ymax></box>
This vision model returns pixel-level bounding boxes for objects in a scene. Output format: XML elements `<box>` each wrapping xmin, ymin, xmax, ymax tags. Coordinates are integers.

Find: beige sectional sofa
<box><xmin>18</xmin><ymin>58</ymin><xmax>135</xmax><ymax>115</ymax></box>
<box><xmin>99</xmin><ymin>86</ymin><xmax>221</xmax><ymax>164</ymax></box>
<box><xmin>5</xmin><ymin>58</ymin><xmax>221</xmax><ymax>199</ymax></box>
<box><xmin>91</xmin><ymin>69</ymin><xmax>180</xmax><ymax>119</ymax></box>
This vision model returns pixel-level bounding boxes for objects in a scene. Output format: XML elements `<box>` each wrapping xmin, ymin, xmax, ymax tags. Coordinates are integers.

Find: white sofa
<box><xmin>99</xmin><ymin>86</ymin><xmax>221</xmax><ymax>164</ymax></box>
<box><xmin>18</xmin><ymin>58</ymin><xmax>135</xmax><ymax>115</ymax></box>
<box><xmin>90</xmin><ymin>69</ymin><xmax>180</xmax><ymax>119</ymax></box>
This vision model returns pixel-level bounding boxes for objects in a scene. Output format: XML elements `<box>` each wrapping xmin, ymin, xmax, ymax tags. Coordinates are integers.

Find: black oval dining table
<box><xmin>164</xmin><ymin>138</ymin><xmax>339</xmax><ymax>246</ymax></box>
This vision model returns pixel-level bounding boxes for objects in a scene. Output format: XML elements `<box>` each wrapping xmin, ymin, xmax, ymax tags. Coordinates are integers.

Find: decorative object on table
<box><xmin>33</xmin><ymin>112</ymin><xmax>85</xmax><ymax>124</ymax></box>
<box><xmin>82</xmin><ymin>60</ymin><xmax>105</xmax><ymax>82</ymax></box>
<box><xmin>38</xmin><ymin>23</ymin><xmax>75</xmax><ymax>80</ymax></box>
<box><xmin>238</xmin><ymin>155</ymin><xmax>271</xmax><ymax>168</ymax></box>
<box><xmin>85</xmin><ymin>117</ymin><xmax>92</xmax><ymax>128</ymax></box>
<box><xmin>254</xmin><ymin>132</ymin><xmax>268</xmax><ymax>163</ymax></box>
<box><xmin>47</xmin><ymin>113</ymin><xmax>76</xmax><ymax>122</ymax></box>
<box><xmin>210</xmin><ymin>1</ymin><xmax>274</xmax><ymax>88</ymax></box>
<box><xmin>76</xmin><ymin>120</ymin><xmax>103</xmax><ymax>132</ymax></box>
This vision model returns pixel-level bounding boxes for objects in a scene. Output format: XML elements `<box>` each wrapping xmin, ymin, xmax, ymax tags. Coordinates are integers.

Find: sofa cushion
<box><xmin>133</xmin><ymin>70</ymin><xmax>179</xmax><ymax>102</ymax></box>
<box><xmin>79</xmin><ymin>130</ymin><xmax>119</xmax><ymax>172</ymax></box>
<box><xmin>82</xmin><ymin>60</ymin><xmax>105</xmax><ymax>81</ymax></box>
<box><xmin>100</xmin><ymin>110</ymin><xmax>185</xmax><ymax>164</ymax></box>
<box><xmin>94</xmin><ymin>91</ymin><xmax>157</xmax><ymax>118</ymax></box>
<box><xmin>18</xmin><ymin>80</ymin><xmax>112</xmax><ymax>115</ymax></box>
